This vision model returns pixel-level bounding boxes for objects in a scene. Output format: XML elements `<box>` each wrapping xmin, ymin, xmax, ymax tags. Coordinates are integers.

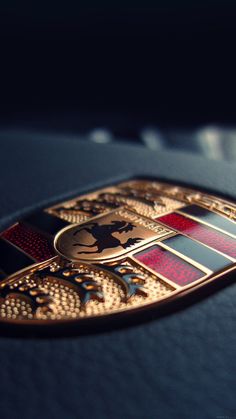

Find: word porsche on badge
<box><xmin>0</xmin><ymin>179</ymin><xmax>236</xmax><ymax>325</ymax></box>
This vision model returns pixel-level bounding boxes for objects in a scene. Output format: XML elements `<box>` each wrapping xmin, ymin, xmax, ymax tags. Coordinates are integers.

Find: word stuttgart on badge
<box><xmin>0</xmin><ymin>179</ymin><xmax>236</xmax><ymax>325</ymax></box>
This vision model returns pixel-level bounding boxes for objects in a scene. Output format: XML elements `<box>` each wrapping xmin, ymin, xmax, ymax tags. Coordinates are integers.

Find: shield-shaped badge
<box><xmin>1</xmin><ymin>179</ymin><xmax>236</xmax><ymax>326</ymax></box>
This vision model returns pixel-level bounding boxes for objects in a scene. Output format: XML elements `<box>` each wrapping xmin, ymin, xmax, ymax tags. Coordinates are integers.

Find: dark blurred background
<box><xmin>1</xmin><ymin>1</ymin><xmax>236</xmax><ymax>159</ymax></box>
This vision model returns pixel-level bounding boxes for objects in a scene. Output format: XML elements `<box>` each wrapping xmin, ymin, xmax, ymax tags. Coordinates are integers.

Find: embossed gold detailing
<box><xmin>1</xmin><ymin>178</ymin><xmax>236</xmax><ymax>326</ymax></box>
<box><xmin>46</xmin><ymin>182</ymin><xmax>185</xmax><ymax>222</ymax></box>
<box><xmin>121</xmin><ymin>180</ymin><xmax>236</xmax><ymax>221</ymax></box>
<box><xmin>48</xmin><ymin>179</ymin><xmax>236</xmax><ymax>225</ymax></box>
<box><xmin>54</xmin><ymin>209</ymin><xmax>173</xmax><ymax>262</ymax></box>
<box><xmin>47</xmin><ymin>190</ymin><xmax>121</xmax><ymax>223</ymax></box>
<box><xmin>0</xmin><ymin>256</ymin><xmax>174</xmax><ymax>323</ymax></box>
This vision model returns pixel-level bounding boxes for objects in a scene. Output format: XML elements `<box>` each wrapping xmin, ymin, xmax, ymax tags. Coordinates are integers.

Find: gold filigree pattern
<box><xmin>47</xmin><ymin>179</ymin><xmax>236</xmax><ymax>225</ymax></box>
<box><xmin>46</xmin><ymin>182</ymin><xmax>186</xmax><ymax>222</ymax></box>
<box><xmin>0</xmin><ymin>257</ymin><xmax>174</xmax><ymax>322</ymax></box>
<box><xmin>122</xmin><ymin>180</ymin><xmax>236</xmax><ymax>221</ymax></box>
<box><xmin>1</xmin><ymin>178</ymin><xmax>236</xmax><ymax>326</ymax></box>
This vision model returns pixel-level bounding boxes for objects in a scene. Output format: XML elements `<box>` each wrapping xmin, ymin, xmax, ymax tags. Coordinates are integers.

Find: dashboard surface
<box><xmin>0</xmin><ymin>132</ymin><xmax>235</xmax><ymax>418</ymax></box>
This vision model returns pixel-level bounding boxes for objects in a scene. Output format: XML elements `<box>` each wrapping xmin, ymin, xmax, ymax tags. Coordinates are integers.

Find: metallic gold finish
<box><xmin>0</xmin><ymin>256</ymin><xmax>174</xmax><ymax>323</ymax></box>
<box><xmin>47</xmin><ymin>182</ymin><xmax>186</xmax><ymax>222</ymax></box>
<box><xmin>54</xmin><ymin>208</ymin><xmax>172</xmax><ymax>262</ymax></box>
<box><xmin>1</xmin><ymin>178</ymin><xmax>236</xmax><ymax>326</ymax></box>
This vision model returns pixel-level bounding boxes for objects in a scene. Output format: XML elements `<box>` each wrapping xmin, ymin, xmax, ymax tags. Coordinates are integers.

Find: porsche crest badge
<box><xmin>1</xmin><ymin>179</ymin><xmax>236</xmax><ymax>326</ymax></box>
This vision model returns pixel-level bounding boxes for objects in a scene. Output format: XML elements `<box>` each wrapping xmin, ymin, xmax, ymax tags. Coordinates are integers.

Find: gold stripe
<box><xmin>176</xmin><ymin>208</ymin><xmax>236</xmax><ymax>239</ymax></box>
<box><xmin>127</xmin><ymin>231</ymin><xmax>177</xmax><ymax>258</ymax></box>
<box><xmin>156</xmin><ymin>218</ymin><xmax>236</xmax><ymax>263</ymax></box>
<box><xmin>129</xmin><ymin>255</ymin><xmax>182</xmax><ymax>290</ymax></box>
<box><xmin>158</xmin><ymin>241</ymin><xmax>212</xmax><ymax>275</ymax></box>
<box><xmin>130</xmin><ymin>253</ymin><xmax>210</xmax><ymax>291</ymax></box>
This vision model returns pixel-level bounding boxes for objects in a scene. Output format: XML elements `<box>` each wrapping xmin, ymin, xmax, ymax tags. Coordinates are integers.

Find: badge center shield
<box><xmin>54</xmin><ymin>208</ymin><xmax>172</xmax><ymax>262</ymax></box>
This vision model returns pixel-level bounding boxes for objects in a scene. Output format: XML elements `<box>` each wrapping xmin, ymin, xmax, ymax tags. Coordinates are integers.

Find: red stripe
<box><xmin>135</xmin><ymin>245</ymin><xmax>204</xmax><ymax>286</ymax></box>
<box><xmin>158</xmin><ymin>213</ymin><xmax>236</xmax><ymax>259</ymax></box>
<box><xmin>1</xmin><ymin>223</ymin><xmax>55</xmax><ymax>262</ymax></box>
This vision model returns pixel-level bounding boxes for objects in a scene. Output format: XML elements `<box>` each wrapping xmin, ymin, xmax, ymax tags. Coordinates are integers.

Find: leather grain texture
<box><xmin>0</xmin><ymin>131</ymin><xmax>236</xmax><ymax>419</ymax></box>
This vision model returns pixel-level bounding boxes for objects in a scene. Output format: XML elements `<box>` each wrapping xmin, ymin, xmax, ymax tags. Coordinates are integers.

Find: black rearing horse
<box><xmin>73</xmin><ymin>220</ymin><xmax>142</xmax><ymax>254</ymax></box>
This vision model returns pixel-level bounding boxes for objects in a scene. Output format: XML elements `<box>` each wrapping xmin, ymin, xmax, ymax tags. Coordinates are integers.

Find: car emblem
<box><xmin>0</xmin><ymin>179</ymin><xmax>236</xmax><ymax>326</ymax></box>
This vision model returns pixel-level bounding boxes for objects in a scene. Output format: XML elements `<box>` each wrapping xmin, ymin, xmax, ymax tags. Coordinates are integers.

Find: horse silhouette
<box><xmin>73</xmin><ymin>220</ymin><xmax>143</xmax><ymax>254</ymax></box>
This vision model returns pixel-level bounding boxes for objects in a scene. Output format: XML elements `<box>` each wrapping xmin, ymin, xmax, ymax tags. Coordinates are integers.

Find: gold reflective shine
<box><xmin>0</xmin><ymin>179</ymin><xmax>236</xmax><ymax>326</ymax></box>
<box><xmin>54</xmin><ymin>209</ymin><xmax>172</xmax><ymax>262</ymax></box>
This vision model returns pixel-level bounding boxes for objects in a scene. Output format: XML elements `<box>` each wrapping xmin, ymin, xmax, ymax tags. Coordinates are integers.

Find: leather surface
<box><xmin>0</xmin><ymin>131</ymin><xmax>236</xmax><ymax>419</ymax></box>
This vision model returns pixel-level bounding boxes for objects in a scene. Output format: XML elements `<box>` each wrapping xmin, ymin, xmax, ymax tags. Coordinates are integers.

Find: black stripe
<box><xmin>180</xmin><ymin>205</ymin><xmax>236</xmax><ymax>236</ymax></box>
<box><xmin>0</xmin><ymin>269</ymin><xmax>6</xmax><ymax>281</ymax></box>
<box><xmin>162</xmin><ymin>235</ymin><xmax>232</xmax><ymax>271</ymax></box>
<box><xmin>0</xmin><ymin>238</ymin><xmax>34</xmax><ymax>275</ymax></box>
<box><xmin>23</xmin><ymin>211</ymin><xmax>68</xmax><ymax>236</ymax></box>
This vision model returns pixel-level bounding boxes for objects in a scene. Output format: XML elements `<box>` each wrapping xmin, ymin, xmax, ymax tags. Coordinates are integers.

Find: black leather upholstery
<box><xmin>0</xmin><ymin>131</ymin><xmax>235</xmax><ymax>419</ymax></box>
